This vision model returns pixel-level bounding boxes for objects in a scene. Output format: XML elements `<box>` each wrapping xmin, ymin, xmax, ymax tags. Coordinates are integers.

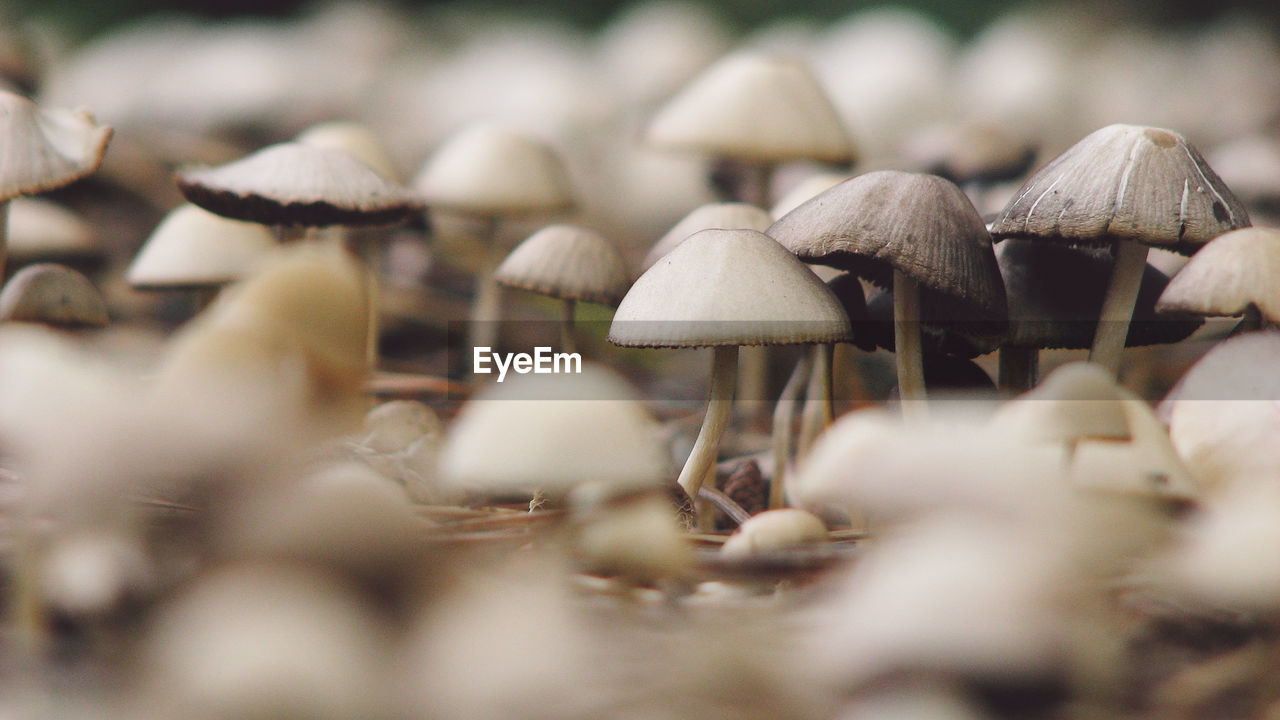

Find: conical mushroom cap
<box><xmin>0</xmin><ymin>263</ymin><xmax>108</xmax><ymax>328</ymax></box>
<box><xmin>176</xmin><ymin>142</ymin><xmax>423</xmax><ymax>227</ymax></box>
<box><xmin>0</xmin><ymin>91</ymin><xmax>112</xmax><ymax>201</ymax></box>
<box><xmin>127</xmin><ymin>204</ymin><xmax>276</xmax><ymax>290</ymax></box>
<box><xmin>412</xmin><ymin>124</ymin><xmax>574</xmax><ymax>217</ymax></box>
<box><xmin>1156</xmin><ymin>226</ymin><xmax>1280</xmax><ymax>322</ymax></box>
<box><xmin>646</xmin><ymin>52</ymin><xmax>854</xmax><ymax>164</ymax></box>
<box><xmin>989</xmin><ymin>124</ymin><xmax>1250</xmax><ymax>254</ymax></box>
<box><xmin>8</xmin><ymin>197</ymin><xmax>100</xmax><ymax>263</ymax></box>
<box><xmin>295</xmin><ymin>121</ymin><xmax>400</xmax><ymax>182</ymax></box>
<box><xmin>768</xmin><ymin>169</ymin><xmax>1007</xmax><ymax>321</ymax></box>
<box><xmin>608</xmin><ymin>228</ymin><xmax>852</xmax><ymax>348</ymax></box>
<box><xmin>643</xmin><ymin>202</ymin><xmax>773</xmax><ymax>271</ymax></box>
<box><xmin>494</xmin><ymin>224</ymin><xmax>630</xmax><ymax>306</ymax></box>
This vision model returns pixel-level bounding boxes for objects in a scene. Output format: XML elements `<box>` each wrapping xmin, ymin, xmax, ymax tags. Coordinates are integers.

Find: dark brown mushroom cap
<box><xmin>0</xmin><ymin>262</ymin><xmax>108</xmax><ymax>328</ymax></box>
<box><xmin>175</xmin><ymin>142</ymin><xmax>424</xmax><ymax>227</ymax></box>
<box><xmin>0</xmin><ymin>91</ymin><xmax>112</xmax><ymax>201</ymax></box>
<box><xmin>997</xmin><ymin>240</ymin><xmax>1202</xmax><ymax>349</ymax></box>
<box><xmin>767</xmin><ymin>170</ymin><xmax>1007</xmax><ymax>324</ymax></box>
<box><xmin>989</xmin><ymin>124</ymin><xmax>1250</xmax><ymax>255</ymax></box>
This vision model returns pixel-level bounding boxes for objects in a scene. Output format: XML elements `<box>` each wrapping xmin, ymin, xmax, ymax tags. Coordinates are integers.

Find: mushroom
<box><xmin>0</xmin><ymin>90</ymin><xmax>112</xmax><ymax>278</ymax></box>
<box><xmin>7</xmin><ymin>198</ymin><xmax>103</xmax><ymax>273</ymax></box>
<box><xmin>0</xmin><ymin>263</ymin><xmax>109</xmax><ymax>329</ymax></box>
<box><xmin>720</xmin><ymin>507</ymin><xmax>829</xmax><ymax>559</ymax></box>
<box><xmin>1155</xmin><ymin>226</ymin><xmax>1280</xmax><ymax>333</ymax></box>
<box><xmin>642</xmin><ymin>201</ymin><xmax>774</xmax><ymax>271</ymax></box>
<box><xmin>768</xmin><ymin>170</ymin><xmax>1006</xmax><ymax>421</ymax></box>
<box><xmin>988</xmin><ymin>124</ymin><xmax>1250</xmax><ymax>376</ymax></box>
<box><xmin>493</xmin><ymin>224</ymin><xmax>630</xmax><ymax>355</ymax></box>
<box><xmin>608</xmin><ymin>228</ymin><xmax>850</xmax><ymax>507</ymax></box>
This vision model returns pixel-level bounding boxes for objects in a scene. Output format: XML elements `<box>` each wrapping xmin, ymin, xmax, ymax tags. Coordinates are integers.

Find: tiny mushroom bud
<box><xmin>720</xmin><ymin>507</ymin><xmax>829</xmax><ymax>559</ymax></box>
<box><xmin>0</xmin><ymin>263</ymin><xmax>109</xmax><ymax>328</ymax></box>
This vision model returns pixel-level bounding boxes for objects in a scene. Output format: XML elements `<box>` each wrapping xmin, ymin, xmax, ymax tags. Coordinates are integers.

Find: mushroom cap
<box><xmin>295</xmin><ymin>120</ymin><xmax>401</xmax><ymax>182</ymax></box>
<box><xmin>607</xmin><ymin>227</ymin><xmax>852</xmax><ymax>348</ymax></box>
<box><xmin>998</xmin><ymin>239</ymin><xmax>1202</xmax><ymax>349</ymax></box>
<box><xmin>412</xmin><ymin>124</ymin><xmax>574</xmax><ymax>217</ymax></box>
<box><xmin>1155</xmin><ymin>226</ymin><xmax>1280</xmax><ymax>322</ymax></box>
<box><xmin>720</xmin><ymin>508</ymin><xmax>829</xmax><ymax>559</ymax></box>
<box><xmin>643</xmin><ymin>201</ymin><xmax>774</xmax><ymax>271</ymax></box>
<box><xmin>988</xmin><ymin>124</ymin><xmax>1250</xmax><ymax>254</ymax></box>
<box><xmin>0</xmin><ymin>91</ymin><xmax>112</xmax><ymax>201</ymax></box>
<box><xmin>8</xmin><ymin>197</ymin><xmax>101</xmax><ymax>263</ymax></box>
<box><xmin>646</xmin><ymin>51</ymin><xmax>854</xmax><ymax>164</ymax></box>
<box><xmin>176</xmin><ymin>141</ymin><xmax>423</xmax><ymax>227</ymax></box>
<box><xmin>494</xmin><ymin>224</ymin><xmax>630</xmax><ymax>306</ymax></box>
<box><xmin>989</xmin><ymin>362</ymin><xmax>1131</xmax><ymax>446</ymax></box>
<box><xmin>768</xmin><ymin>169</ymin><xmax>1007</xmax><ymax>324</ymax></box>
<box><xmin>127</xmin><ymin>203</ymin><xmax>277</xmax><ymax>291</ymax></box>
<box><xmin>769</xmin><ymin>171</ymin><xmax>848</xmax><ymax>219</ymax></box>
<box><xmin>438</xmin><ymin>364</ymin><xmax>669</xmax><ymax>498</ymax></box>
<box><xmin>0</xmin><ymin>263</ymin><xmax>108</xmax><ymax>328</ymax></box>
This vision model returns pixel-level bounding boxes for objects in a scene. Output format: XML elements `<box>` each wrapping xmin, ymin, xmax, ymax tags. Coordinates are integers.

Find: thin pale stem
<box><xmin>677</xmin><ymin>345</ymin><xmax>739</xmax><ymax>503</ymax></box>
<box><xmin>466</xmin><ymin>217</ymin><xmax>502</xmax><ymax>378</ymax></box>
<box><xmin>893</xmin><ymin>270</ymin><xmax>928</xmax><ymax>424</ymax></box>
<box><xmin>771</xmin><ymin>352</ymin><xmax>813</xmax><ymax>509</ymax></box>
<box><xmin>797</xmin><ymin>342</ymin><xmax>834</xmax><ymax>460</ymax></box>
<box><xmin>998</xmin><ymin>346</ymin><xmax>1040</xmax><ymax>394</ymax></box>
<box><xmin>560</xmin><ymin>298</ymin><xmax>576</xmax><ymax>355</ymax></box>
<box><xmin>1089</xmin><ymin>241</ymin><xmax>1149</xmax><ymax>376</ymax></box>
<box><xmin>0</xmin><ymin>200</ymin><xmax>9</xmax><ymax>280</ymax></box>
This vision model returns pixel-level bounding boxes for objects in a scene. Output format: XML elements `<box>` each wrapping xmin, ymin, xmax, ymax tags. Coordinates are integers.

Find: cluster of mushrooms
<box><xmin>3</xmin><ymin>2</ymin><xmax>1280</xmax><ymax>719</ymax></box>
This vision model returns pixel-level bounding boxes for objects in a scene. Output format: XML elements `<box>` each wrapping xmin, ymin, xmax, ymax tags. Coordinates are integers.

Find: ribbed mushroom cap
<box><xmin>768</xmin><ymin>170</ymin><xmax>1007</xmax><ymax>323</ymax></box>
<box><xmin>642</xmin><ymin>201</ymin><xmax>773</xmax><ymax>270</ymax></box>
<box><xmin>439</xmin><ymin>364</ymin><xmax>669</xmax><ymax>498</ymax></box>
<box><xmin>494</xmin><ymin>224</ymin><xmax>630</xmax><ymax>306</ymax></box>
<box><xmin>0</xmin><ymin>91</ymin><xmax>112</xmax><ymax>201</ymax></box>
<box><xmin>0</xmin><ymin>263</ymin><xmax>108</xmax><ymax>328</ymax></box>
<box><xmin>989</xmin><ymin>124</ymin><xmax>1250</xmax><ymax>255</ymax></box>
<box><xmin>608</xmin><ymin>228</ymin><xmax>852</xmax><ymax>348</ymax></box>
<box><xmin>646</xmin><ymin>51</ymin><xmax>854</xmax><ymax>164</ymax></box>
<box><xmin>127</xmin><ymin>204</ymin><xmax>276</xmax><ymax>291</ymax></box>
<box><xmin>176</xmin><ymin>142</ymin><xmax>423</xmax><ymax>227</ymax></box>
<box><xmin>295</xmin><ymin>121</ymin><xmax>400</xmax><ymax>182</ymax></box>
<box><xmin>412</xmin><ymin>124</ymin><xmax>574</xmax><ymax>217</ymax></box>
<box><xmin>8</xmin><ymin>197</ymin><xmax>100</xmax><ymax>263</ymax></box>
<box><xmin>999</xmin><ymin>239</ymin><xmax>1201</xmax><ymax>349</ymax></box>
<box><xmin>1156</xmin><ymin>226</ymin><xmax>1280</xmax><ymax>321</ymax></box>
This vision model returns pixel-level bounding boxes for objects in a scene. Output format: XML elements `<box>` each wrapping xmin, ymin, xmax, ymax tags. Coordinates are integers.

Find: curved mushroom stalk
<box><xmin>893</xmin><ymin>269</ymin><xmax>928</xmax><ymax>424</ymax></box>
<box><xmin>771</xmin><ymin>351</ymin><xmax>813</xmax><ymax>509</ymax></box>
<box><xmin>1090</xmin><ymin>241</ymin><xmax>1149</xmax><ymax>375</ymax></box>
<box><xmin>797</xmin><ymin>341</ymin><xmax>834</xmax><ymax>459</ymax></box>
<box><xmin>677</xmin><ymin>345</ymin><xmax>738</xmax><ymax>499</ymax></box>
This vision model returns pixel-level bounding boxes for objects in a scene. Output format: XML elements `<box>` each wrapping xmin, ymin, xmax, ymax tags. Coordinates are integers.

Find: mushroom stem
<box><xmin>677</xmin><ymin>345</ymin><xmax>738</xmax><ymax>502</ymax></box>
<box><xmin>467</xmin><ymin>218</ymin><xmax>503</xmax><ymax>377</ymax></box>
<box><xmin>893</xmin><ymin>269</ymin><xmax>928</xmax><ymax>423</ymax></box>
<box><xmin>1241</xmin><ymin>304</ymin><xmax>1263</xmax><ymax>333</ymax></box>
<box><xmin>798</xmin><ymin>342</ymin><xmax>834</xmax><ymax>459</ymax></box>
<box><xmin>0</xmin><ymin>200</ymin><xmax>9</xmax><ymax>280</ymax></box>
<box><xmin>560</xmin><ymin>298</ymin><xmax>576</xmax><ymax>355</ymax></box>
<box><xmin>998</xmin><ymin>346</ymin><xmax>1039</xmax><ymax>394</ymax></box>
<box><xmin>771</xmin><ymin>351</ymin><xmax>813</xmax><ymax>509</ymax></box>
<box><xmin>1089</xmin><ymin>240</ymin><xmax>1149</xmax><ymax>376</ymax></box>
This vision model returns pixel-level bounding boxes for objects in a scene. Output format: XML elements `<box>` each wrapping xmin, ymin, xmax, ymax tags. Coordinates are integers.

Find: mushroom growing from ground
<box><xmin>987</xmin><ymin>123</ymin><xmax>1250</xmax><ymax>376</ymax></box>
<box><xmin>1155</xmin><ymin>226</ymin><xmax>1280</xmax><ymax>333</ymax></box>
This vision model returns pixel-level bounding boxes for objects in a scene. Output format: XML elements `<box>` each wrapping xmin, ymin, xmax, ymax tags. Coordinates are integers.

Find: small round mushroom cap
<box><xmin>720</xmin><ymin>508</ymin><xmax>829</xmax><ymax>559</ymax></box>
<box><xmin>439</xmin><ymin>364</ymin><xmax>669</xmax><ymax>498</ymax></box>
<box><xmin>8</xmin><ymin>197</ymin><xmax>101</xmax><ymax>263</ymax></box>
<box><xmin>989</xmin><ymin>124</ymin><xmax>1250</xmax><ymax>255</ymax></box>
<box><xmin>770</xmin><ymin>170</ymin><xmax>1006</xmax><ymax>316</ymax></box>
<box><xmin>412</xmin><ymin>124</ymin><xmax>574</xmax><ymax>217</ymax></box>
<box><xmin>769</xmin><ymin>171</ymin><xmax>848</xmax><ymax>219</ymax></box>
<box><xmin>608</xmin><ymin>228</ymin><xmax>852</xmax><ymax>348</ymax></box>
<box><xmin>645</xmin><ymin>51</ymin><xmax>854</xmax><ymax>164</ymax></box>
<box><xmin>127</xmin><ymin>204</ymin><xmax>276</xmax><ymax>291</ymax></box>
<box><xmin>0</xmin><ymin>91</ymin><xmax>112</xmax><ymax>201</ymax></box>
<box><xmin>643</xmin><ymin>201</ymin><xmax>774</xmax><ymax>270</ymax></box>
<box><xmin>494</xmin><ymin>224</ymin><xmax>630</xmax><ymax>306</ymax></box>
<box><xmin>295</xmin><ymin>120</ymin><xmax>401</xmax><ymax>182</ymax></box>
<box><xmin>176</xmin><ymin>141</ymin><xmax>423</xmax><ymax>227</ymax></box>
<box><xmin>0</xmin><ymin>263</ymin><xmax>108</xmax><ymax>328</ymax></box>
<box><xmin>1155</xmin><ymin>226</ymin><xmax>1280</xmax><ymax>322</ymax></box>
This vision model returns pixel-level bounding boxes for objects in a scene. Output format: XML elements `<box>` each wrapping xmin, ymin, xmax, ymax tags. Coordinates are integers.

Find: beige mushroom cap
<box><xmin>176</xmin><ymin>141</ymin><xmax>423</xmax><ymax>227</ymax></box>
<box><xmin>0</xmin><ymin>91</ymin><xmax>112</xmax><ymax>201</ymax></box>
<box><xmin>608</xmin><ymin>228</ymin><xmax>852</xmax><ymax>348</ymax></box>
<box><xmin>295</xmin><ymin>120</ymin><xmax>401</xmax><ymax>182</ymax></box>
<box><xmin>494</xmin><ymin>224</ymin><xmax>630</xmax><ymax>306</ymax></box>
<box><xmin>412</xmin><ymin>123</ymin><xmax>574</xmax><ymax>217</ymax></box>
<box><xmin>989</xmin><ymin>124</ymin><xmax>1250</xmax><ymax>254</ymax></box>
<box><xmin>988</xmin><ymin>362</ymin><xmax>1130</xmax><ymax>446</ymax></box>
<box><xmin>720</xmin><ymin>508</ymin><xmax>829</xmax><ymax>559</ymax></box>
<box><xmin>0</xmin><ymin>263</ymin><xmax>108</xmax><ymax>328</ymax></box>
<box><xmin>1156</xmin><ymin>226</ymin><xmax>1280</xmax><ymax>321</ymax></box>
<box><xmin>642</xmin><ymin>201</ymin><xmax>773</xmax><ymax>270</ymax></box>
<box><xmin>646</xmin><ymin>51</ymin><xmax>854</xmax><ymax>164</ymax></box>
<box><xmin>8</xmin><ymin>197</ymin><xmax>100</xmax><ymax>263</ymax></box>
<box><xmin>127</xmin><ymin>204</ymin><xmax>276</xmax><ymax>290</ymax></box>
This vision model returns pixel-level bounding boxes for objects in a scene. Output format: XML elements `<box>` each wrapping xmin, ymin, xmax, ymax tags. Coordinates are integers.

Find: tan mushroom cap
<box><xmin>127</xmin><ymin>203</ymin><xmax>276</xmax><ymax>290</ymax></box>
<box><xmin>8</xmin><ymin>197</ymin><xmax>100</xmax><ymax>262</ymax></box>
<box><xmin>646</xmin><ymin>52</ymin><xmax>854</xmax><ymax>164</ymax></box>
<box><xmin>412</xmin><ymin>124</ymin><xmax>574</xmax><ymax>217</ymax></box>
<box><xmin>494</xmin><ymin>224</ymin><xmax>630</xmax><ymax>306</ymax></box>
<box><xmin>989</xmin><ymin>124</ymin><xmax>1250</xmax><ymax>255</ymax></box>
<box><xmin>608</xmin><ymin>228</ymin><xmax>852</xmax><ymax>348</ymax></box>
<box><xmin>295</xmin><ymin>121</ymin><xmax>401</xmax><ymax>183</ymax></box>
<box><xmin>0</xmin><ymin>91</ymin><xmax>112</xmax><ymax>200</ymax></box>
<box><xmin>769</xmin><ymin>171</ymin><xmax>848</xmax><ymax>219</ymax></box>
<box><xmin>176</xmin><ymin>141</ymin><xmax>423</xmax><ymax>227</ymax></box>
<box><xmin>1155</xmin><ymin>226</ymin><xmax>1280</xmax><ymax>321</ymax></box>
<box><xmin>438</xmin><ymin>364</ymin><xmax>669</xmax><ymax>498</ymax></box>
<box><xmin>988</xmin><ymin>362</ymin><xmax>1130</xmax><ymax>446</ymax></box>
<box><xmin>642</xmin><ymin>201</ymin><xmax>773</xmax><ymax>270</ymax></box>
<box><xmin>0</xmin><ymin>263</ymin><xmax>108</xmax><ymax>328</ymax></box>
<box><xmin>720</xmin><ymin>508</ymin><xmax>829</xmax><ymax>559</ymax></box>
